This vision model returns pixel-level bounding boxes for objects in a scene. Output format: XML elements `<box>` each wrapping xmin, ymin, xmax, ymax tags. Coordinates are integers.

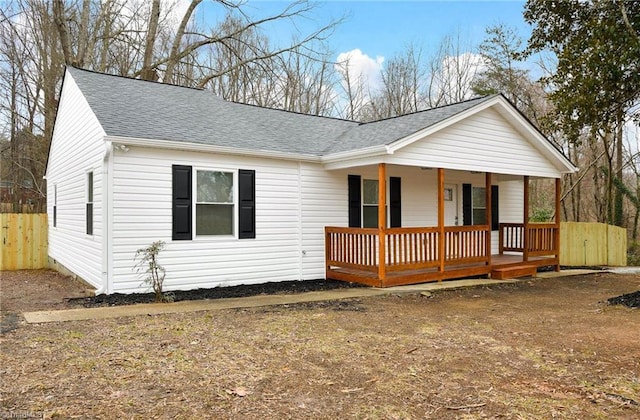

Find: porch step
<box><xmin>491</xmin><ymin>265</ymin><xmax>537</xmax><ymax>280</ymax></box>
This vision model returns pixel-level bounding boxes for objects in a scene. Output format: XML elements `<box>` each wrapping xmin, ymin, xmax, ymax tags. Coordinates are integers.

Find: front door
<box><xmin>444</xmin><ymin>184</ymin><xmax>458</xmax><ymax>226</ymax></box>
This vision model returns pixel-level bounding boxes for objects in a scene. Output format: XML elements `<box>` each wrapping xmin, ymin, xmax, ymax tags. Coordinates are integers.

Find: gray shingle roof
<box><xmin>67</xmin><ymin>67</ymin><xmax>493</xmax><ymax>156</ymax></box>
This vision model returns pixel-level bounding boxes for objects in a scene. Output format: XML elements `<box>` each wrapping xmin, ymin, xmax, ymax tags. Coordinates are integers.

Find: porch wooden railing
<box><xmin>499</xmin><ymin>223</ymin><xmax>558</xmax><ymax>256</ymax></box>
<box><xmin>444</xmin><ymin>225</ymin><xmax>490</xmax><ymax>264</ymax></box>
<box><xmin>386</xmin><ymin>227</ymin><xmax>439</xmax><ymax>271</ymax></box>
<box><xmin>325</xmin><ymin>227</ymin><xmax>379</xmax><ymax>272</ymax></box>
<box><xmin>325</xmin><ymin>225</ymin><xmax>490</xmax><ymax>274</ymax></box>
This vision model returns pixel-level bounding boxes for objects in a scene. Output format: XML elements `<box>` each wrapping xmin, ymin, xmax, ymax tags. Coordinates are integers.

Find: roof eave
<box><xmin>104</xmin><ymin>135</ymin><xmax>322</xmax><ymax>162</ymax></box>
<box><xmin>321</xmin><ymin>144</ymin><xmax>391</xmax><ymax>165</ymax></box>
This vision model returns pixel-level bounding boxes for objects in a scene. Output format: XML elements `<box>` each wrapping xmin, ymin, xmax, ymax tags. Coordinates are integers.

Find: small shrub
<box><xmin>134</xmin><ymin>240</ymin><xmax>167</xmax><ymax>302</ymax></box>
<box><xmin>530</xmin><ymin>207</ymin><xmax>553</xmax><ymax>222</ymax></box>
<box><xmin>628</xmin><ymin>242</ymin><xmax>640</xmax><ymax>266</ymax></box>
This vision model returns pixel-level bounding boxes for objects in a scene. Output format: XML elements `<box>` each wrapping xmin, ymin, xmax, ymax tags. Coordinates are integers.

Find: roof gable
<box><xmin>323</xmin><ymin>95</ymin><xmax>576</xmax><ymax>176</ymax></box>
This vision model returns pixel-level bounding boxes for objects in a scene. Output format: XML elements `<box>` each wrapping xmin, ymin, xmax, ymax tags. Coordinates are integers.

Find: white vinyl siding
<box><xmin>299</xmin><ymin>163</ymin><xmax>346</xmax><ymax>280</ymax></box>
<box><xmin>46</xmin><ymin>72</ymin><xmax>105</xmax><ymax>290</ymax></box>
<box><xmin>388</xmin><ymin>108</ymin><xmax>562</xmax><ymax>178</ymax></box>
<box><xmin>110</xmin><ymin>147</ymin><xmax>301</xmax><ymax>293</ymax></box>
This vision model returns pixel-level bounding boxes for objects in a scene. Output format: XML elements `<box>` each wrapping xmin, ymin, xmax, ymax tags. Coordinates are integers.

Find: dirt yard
<box><xmin>1</xmin><ymin>270</ymin><xmax>639</xmax><ymax>419</ymax></box>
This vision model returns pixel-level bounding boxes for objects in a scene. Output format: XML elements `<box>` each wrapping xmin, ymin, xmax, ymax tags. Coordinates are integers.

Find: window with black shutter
<box><xmin>173</xmin><ymin>165</ymin><xmax>255</xmax><ymax>240</ymax></box>
<box><xmin>347</xmin><ymin>175</ymin><xmax>401</xmax><ymax>228</ymax></box>
<box><xmin>462</xmin><ymin>183</ymin><xmax>499</xmax><ymax>228</ymax></box>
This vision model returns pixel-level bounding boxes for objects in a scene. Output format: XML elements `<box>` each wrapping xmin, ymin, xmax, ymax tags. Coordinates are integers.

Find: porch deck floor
<box><xmin>328</xmin><ymin>253</ymin><xmax>557</xmax><ymax>287</ymax></box>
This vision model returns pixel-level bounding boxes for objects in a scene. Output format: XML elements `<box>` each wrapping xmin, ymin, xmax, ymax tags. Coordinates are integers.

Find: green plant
<box><xmin>628</xmin><ymin>242</ymin><xmax>640</xmax><ymax>267</ymax></box>
<box><xmin>530</xmin><ymin>207</ymin><xmax>553</xmax><ymax>222</ymax></box>
<box><xmin>134</xmin><ymin>240</ymin><xmax>167</xmax><ymax>302</ymax></box>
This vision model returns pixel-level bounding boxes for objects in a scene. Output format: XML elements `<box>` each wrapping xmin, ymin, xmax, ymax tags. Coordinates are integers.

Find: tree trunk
<box><xmin>52</xmin><ymin>0</ymin><xmax>73</xmax><ymax>65</ymax></box>
<box><xmin>613</xmin><ymin>113</ymin><xmax>624</xmax><ymax>227</ymax></box>
<box><xmin>140</xmin><ymin>0</ymin><xmax>160</xmax><ymax>81</ymax></box>
<box><xmin>164</xmin><ymin>0</ymin><xmax>202</xmax><ymax>83</ymax></box>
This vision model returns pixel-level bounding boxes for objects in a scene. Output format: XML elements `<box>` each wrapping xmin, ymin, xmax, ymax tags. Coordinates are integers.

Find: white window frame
<box><xmin>361</xmin><ymin>178</ymin><xmax>392</xmax><ymax>228</ymax></box>
<box><xmin>193</xmin><ymin>168</ymin><xmax>238</xmax><ymax>239</ymax></box>
<box><xmin>472</xmin><ymin>186</ymin><xmax>486</xmax><ymax>226</ymax></box>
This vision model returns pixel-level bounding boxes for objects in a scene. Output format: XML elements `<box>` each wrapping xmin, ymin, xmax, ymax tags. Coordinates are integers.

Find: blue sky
<box><xmin>237</xmin><ymin>1</ymin><xmax>531</xmax><ymax>62</ymax></box>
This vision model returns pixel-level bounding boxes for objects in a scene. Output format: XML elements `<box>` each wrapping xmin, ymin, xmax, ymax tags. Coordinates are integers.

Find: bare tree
<box><xmin>335</xmin><ymin>56</ymin><xmax>367</xmax><ymax>120</ymax></box>
<box><xmin>427</xmin><ymin>33</ymin><xmax>481</xmax><ymax>107</ymax></box>
<box><xmin>362</xmin><ymin>44</ymin><xmax>427</xmax><ymax>120</ymax></box>
<box><xmin>278</xmin><ymin>47</ymin><xmax>338</xmax><ymax>115</ymax></box>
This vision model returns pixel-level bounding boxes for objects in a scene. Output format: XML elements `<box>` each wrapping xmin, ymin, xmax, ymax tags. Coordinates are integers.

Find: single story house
<box><xmin>46</xmin><ymin>67</ymin><xmax>577</xmax><ymax>294</ymax></box>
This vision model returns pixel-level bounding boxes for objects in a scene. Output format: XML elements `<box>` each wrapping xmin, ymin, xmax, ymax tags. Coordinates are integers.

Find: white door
<box><xmin>444</xmin><ymin>184</ymin><xmax>458</xmax><ymax>226</ymax></box>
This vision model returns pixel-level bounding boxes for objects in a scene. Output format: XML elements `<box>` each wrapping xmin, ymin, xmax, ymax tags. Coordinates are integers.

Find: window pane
<box><xmin>363</xmin><ymin>206</ymin><xmax>378</xmax><ymax>228</ymax></box>
<box><xmin>473</xmin><ymin>209</ymin><xmax>486</xmax><ymax>225</ymax></box>
<box><xmin>86</xmin><ymin>203</ymin><xmax>93</xmax><ymax>234</ymax></box>
<box><xmin>197</xmin><ymin>171</ymin><xmax>233</xmax><ymax>203</ymax></box>
<box><xmin>472</xmin><ymin>187</ymin><xmax>485</xmax><ymax>207</ymax></box>
<box><xmin>363</xmin><ymin>179</ymin><xmax>378</xmax><ymax>205</ymax></box>
<box><xmin>196</xmin><ymin>204</ymin><xmax>233</xmax><ymax>235</ymax></box>
<box><xmin>87</xmin><ymin>172</ymin><xmax>93</xmax><ymax>202</ymax></box>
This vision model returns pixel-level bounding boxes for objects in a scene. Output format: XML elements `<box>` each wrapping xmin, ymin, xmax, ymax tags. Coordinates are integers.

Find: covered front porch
<box><xmin>325</xmin><ymin>164</ymin><xmax>561</xmax><ymax>287</ymax></box>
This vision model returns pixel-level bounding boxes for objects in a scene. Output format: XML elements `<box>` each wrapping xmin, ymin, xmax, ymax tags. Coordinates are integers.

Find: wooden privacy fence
<box><xmin>560</xmin><ymin>222</ymin><xmax>627</xmax><ymax>266</ymax></box>
<box><xmin>0</xmin><ymin>213</ymin><xmax>48</xmax><ymax>270</ymax></box>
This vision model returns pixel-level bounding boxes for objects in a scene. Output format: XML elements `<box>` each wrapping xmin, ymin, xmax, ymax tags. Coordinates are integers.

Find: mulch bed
<box><xmin>68</xmin><ymin>279</ymin><xmax>365</xmax><ymax>308</ymax></box>
<box><xmin>608</xmin><ymin>290</ymin><xmax>640</xmax><ymax>308</ymax></box>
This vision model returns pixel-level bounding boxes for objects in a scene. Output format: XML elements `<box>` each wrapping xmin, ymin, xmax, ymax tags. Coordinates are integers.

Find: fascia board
<box><xmin>320</xmin><ymin>145</ymin><xmax>390</xmax><ymax>166</ymax></box>
<box><xmin>103</xmin><ymin>135</ymin><xmax>321</xmax><ymax>163</ymax></box>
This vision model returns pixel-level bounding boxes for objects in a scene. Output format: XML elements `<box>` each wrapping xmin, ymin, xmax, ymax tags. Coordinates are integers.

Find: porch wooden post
<box><xmin>486</xmin><ymin>172</ymin><xmax>492</xmax><ymax>267</ymax></box>
<box><xmin>438</xmin><ymin>168</ymin><xmax>445</xmax><ymax>278</ymax></box>
<box><xmin>523</xmin><ymin>176</ymin><xmax>529</xmax><ymax>262</ymax></box>
<box><xmin>378</xmin><ymin>163</ymin><xmax>387</xmax><ymax>285</ymax></box>
<box><xmin>554</xmin><ymin>177</ymin><xmax>561</xmax><ymax>271</ymax></box>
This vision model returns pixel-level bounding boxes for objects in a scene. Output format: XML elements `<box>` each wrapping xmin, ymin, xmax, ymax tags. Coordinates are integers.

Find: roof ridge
<box><xmin>67</xmin><ymin>66</ymin><xmax>208</xmax><ymax>93</ymax></box>
<box><xmin>222</xmin><ymin>99</ymin><xmax>358</xmax><ymax>124</ymax></box>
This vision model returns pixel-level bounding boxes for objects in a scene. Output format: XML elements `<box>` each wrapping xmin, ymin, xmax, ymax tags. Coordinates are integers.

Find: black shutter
<box><xmin>390</xmin><ymin>177</ymin><xmax>401</xmax><ymax>228</ymax></box>
<box><xmin>238</xmin><ymin>169</ymin><xmax>256</xmax><ymax>239</ymax></box>
<box><xmin>172</xmin><ymin>165</ymin><xmax>192</xmax><ymax>240</ymax></box>
<box><xmin>462</xmin><ymin>183</ymin><xmax>472</xmax><ymax>226</ymax></box>
<box><xmin>491</xmin><ymin>185</ymin><xmax>499</xmax><ymax>231</ymax></box>
<box><xmin>348</xmin><ymin>175</ymin><xmax>361</xmax><ymax>227</ymax></box>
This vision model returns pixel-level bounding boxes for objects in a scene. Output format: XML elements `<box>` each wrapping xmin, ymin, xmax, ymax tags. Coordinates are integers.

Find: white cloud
<box><xmin>335</xmin><ymin>49</ymin><xmax>384</xmax><ymax>91</ymax></box>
